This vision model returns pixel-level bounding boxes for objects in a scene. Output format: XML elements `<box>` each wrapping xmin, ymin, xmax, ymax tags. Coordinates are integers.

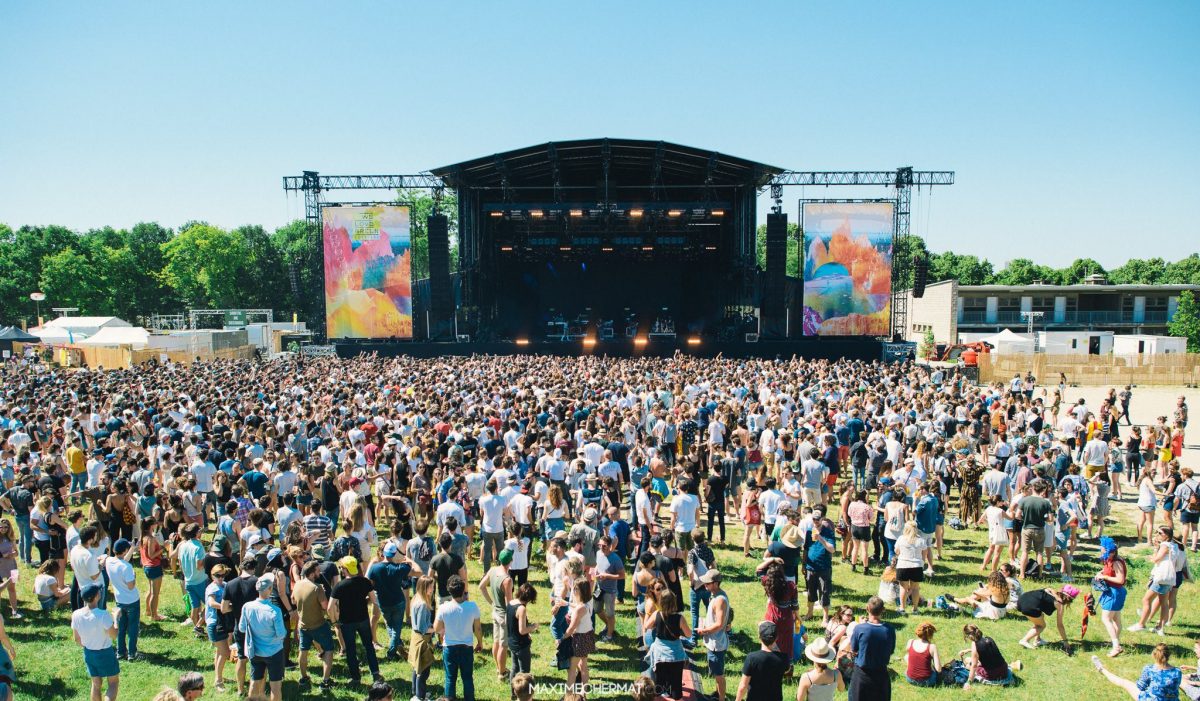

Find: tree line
<box><xmin>0</xmin><ymin>189</ymin><xmax>457</xmax><ymax>328</ymax></box>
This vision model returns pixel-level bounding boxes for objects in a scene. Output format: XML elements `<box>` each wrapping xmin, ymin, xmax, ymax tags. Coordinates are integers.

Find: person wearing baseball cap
<box><xmin>332</xmin><ymin>554</ymin><xmax>384</xmax><ymax>685</ymax></box>
<box><xmin>237</xmin><ymin>574</ymin><xmax>286</xmax><ymax>701</ymax></box>
<box><xmin>106</xmin><ymin>538</ymin><xmax>141</xmax><ymax>661</ymax></box>
<box><xmin>72</xmin><ymin>581</ymin><xmax>120</xmax><ymax>698</ymax></box>
<box><xmin>367</xmin><ymin>542</ymin><xmax>412</xmax><ymax>661</ymax></box>
<box><xmin>695</xmin><ymin>568</ymin><xmax>731</xmax><ymax>699</ymax></box>
<box><xmin>736</xmin><ymin>620</ymin><xmax>788</xmax><ymax>701</ymax></box>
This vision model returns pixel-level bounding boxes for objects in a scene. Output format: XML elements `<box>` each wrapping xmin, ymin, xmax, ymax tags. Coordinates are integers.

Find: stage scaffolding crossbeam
<box><xmin>769</xmin><ymin>170</ymin><xmax>955</xmax><ymax>187</ymax></box>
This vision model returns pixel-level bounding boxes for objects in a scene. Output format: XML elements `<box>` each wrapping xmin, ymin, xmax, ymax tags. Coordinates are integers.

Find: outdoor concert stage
<box><xmin>333</xmin><ymin>336</ymin><xmax>883</xmax><ymax>361</ymax></box>
<box><xmin>292</xmin><ymin>138</ymin><xmax>948</xmax><ymax>362</ymax></box>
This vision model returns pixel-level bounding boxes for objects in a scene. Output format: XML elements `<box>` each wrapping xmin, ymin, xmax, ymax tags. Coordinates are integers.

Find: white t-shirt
<box><xmin>479</xmin><ymin>494</ymin><xmax>507</xmax><ymax>534</ymax></box>
<box><xmin>71</xmin><ymin>606</ymin><xmax>115</xmax><ymax>650</ymax></box>
<box><xmin>435</xmin><ymin>599</ymin><xmax>480</xmax><ymax>647</ymax></box>
<box><xmin>670</xmin><ymin>493</ymin><xmax>700</xmax><ymax>533</ymax></box>
<box><xmin>69</xmin><ymin>544</ymin><xmax>103</xmax><ymax>587</ymax></box>
<box><xmin>759</xmin><ymin>489</ymin><xmax>785</xmax><ymax>522</ymax></box>
<box><xmin>504</xmin><ymin>536</ymin><xmax>531</xmax><ymax>570</ymax></box>
<box><xmin>191</xmin><ymin>460</ymin><xmax>217</xmax><ymax>493</ymax></box>
<box><xmin>435</xmin><ymin>501</ymin><xmax>467</xmax><ymax>531</ymax></box>
<box><xmin>508</xmin><ymin>493</ymin><xmax>534</xmax><ymax>526</ymax></box>
<box><xmin>635</xmin><ymin>489</ymin><xmax>655</xmax><ymax>525</ymax></box>
<box><xmin>106</xmin><ymin>556</ymin><xmax>140</xmax><ymax>605</ymax></box>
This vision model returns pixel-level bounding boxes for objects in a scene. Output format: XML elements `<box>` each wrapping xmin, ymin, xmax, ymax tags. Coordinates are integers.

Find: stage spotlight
<box><xmin>489</xmin><ymin>211</ymin><xmax>503</xmax><ymax>218</ymax></box>
<box><xmin>582</xmin><ymin>337</ymin><xmax>597</xmax><ymax>347</ymax></box>
<box><xmin>601</xmin><ymin>246</ymin><xmax>614</xmax><ymax>252</ymax></box>
<box><xmin>668</xmin><ymin>209</ymin><xmax>683</xmax><ymax>217</ymax></box>
<box><xmin>515</xmin><ymin>338</ymin><xmax>529</xmax><ymax>346</ymax></box>
<box><xmin>559</xmin><ymin>246</ymin><xmax>572</xmax><ymax>251</ymax></box>
<box><xmin>687</xmin><ymin>336</ymin><xmax>701</xmax><ymax>345</ymax></box>
<box><xmin>630</xmin><ymin>208</ymin><xmax>644</xmax><ymax>218</ymax></box>
<box><xmin>569</xmin><ymin>209</ymin><xmax>583</xmax><ymax>217</ymax></box>
<box><xmin>641</xmin><ymin>246</ymin><xmax>654</xmax><ymax>251</ymax></box>
<box><xmin>633</xmin><ymin>337</ymin><xmax>648</xmax><ymax>346</ymax></box>
<box><xmin>704</xmin><ymin>245</ymin><xmax>717</xmax><ymax>251</ymax></box>
<box><xmin>500</xmin><ymin>245</ymin><xmax>514</xmax><ymax>252</ymax></box>
<box><xmin>529</xmin><ymin>209</ymin><xmax>544</xmax><ymax>218</ymax></box>
<box><xmin>710</xmin><ymin>209</ymin><xmax>725</xmax><ymax>216</ymax></box>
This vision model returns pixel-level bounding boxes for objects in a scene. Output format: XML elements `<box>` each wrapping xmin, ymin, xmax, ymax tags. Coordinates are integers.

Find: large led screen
<box><xmin>801</xmin><ymin>202</ymin><xmax>894</xmax><ymax>336</ymax></box>
<box><xmin>323</xmin><ymin>204</ymin><xmax>413</xmax><ymax>339</ymax></box>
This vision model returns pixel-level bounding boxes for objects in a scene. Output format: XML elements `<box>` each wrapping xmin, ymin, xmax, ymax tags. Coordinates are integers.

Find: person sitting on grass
<box><xmin>903</xmin><ymin>621</ymin><xmax>942</xmax><ymax>687</ymax></box>
<box><xmin>1092</xmin><ymin>642</ymin><xmax>1181</xmax><ymax>701</ymax></box>
<box><xmin>34</xmin><ymin>559</ymin><xmax>71</xmax><ymax>611</ymax></box>
<box><xmin>1016</xmin><ymin>584</ymin><xmax>1077</xmax><ymax>653</ymax></box>
<box><xmin>959</xmin><ymin>623</ymin><xmax>1018</xmax><ymax>689</ymax></box>
<box><xmin>946</xmin><ymin>570</ymin><xmax>1011</xmax><ymax>620</ymax></box>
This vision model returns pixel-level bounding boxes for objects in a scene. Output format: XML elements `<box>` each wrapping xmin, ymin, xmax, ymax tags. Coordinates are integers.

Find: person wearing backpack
<box><xmin>1128</xmin><ymin>526</ymin><xmax>1179</xmax><ymax>635</ymax></box>
<box><xmin>695</xmin><ymin>570</ymin><xmax>732</xmax><ymax>701</ymax></box>
<box><xmin>1172</xmin><ymin>468</ymin><xmax>1200</xmax><ymax>552</ymax></box>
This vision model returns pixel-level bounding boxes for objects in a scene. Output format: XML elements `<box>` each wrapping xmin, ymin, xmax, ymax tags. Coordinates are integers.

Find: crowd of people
<box><xmin>0</xmin><ymin>351</ymin><xmax>1195</xmax><ymax>701</ymax></box>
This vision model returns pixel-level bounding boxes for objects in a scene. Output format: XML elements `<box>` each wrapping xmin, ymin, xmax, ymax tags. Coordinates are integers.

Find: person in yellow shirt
<box><xmin>65</xmin><ymin>436</ymin><xmax>88</xmax><ymax>500</ymax></box>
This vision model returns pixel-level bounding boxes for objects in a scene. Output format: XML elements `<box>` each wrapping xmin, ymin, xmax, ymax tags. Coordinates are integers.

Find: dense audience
<box><xmin>0</xmin><ymin>352</ymin><xmax>1193</xmax><ymax>701</ymax></box>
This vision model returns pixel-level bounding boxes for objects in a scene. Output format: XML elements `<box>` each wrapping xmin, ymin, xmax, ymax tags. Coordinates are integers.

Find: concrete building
<box><xmin>901</xmin><ymin>276</ymin><xmax>1200</xmax><ymax>344</ymax></box>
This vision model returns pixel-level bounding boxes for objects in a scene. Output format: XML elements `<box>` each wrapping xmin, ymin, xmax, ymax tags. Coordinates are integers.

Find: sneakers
<box><xmin>319</xmin><ymin>679</ymin><xmax>336</xmax><ymax>691</ymax></box>
<box><xmin>1127</xmin><ymin>623</ymin><xmax>1146</xmax><ymax>632</ymax></box>
<box><xmin>1019</xmin><ymin>640</ymin><xmax>1037</xmax><ymax>650</ymax></box>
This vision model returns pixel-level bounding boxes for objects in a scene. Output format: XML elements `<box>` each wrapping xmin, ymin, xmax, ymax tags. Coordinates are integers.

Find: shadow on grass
<box><xmin>17</xmin><ymin>675</ymin><xmax>75</xmax><ymax>701</ymax></box>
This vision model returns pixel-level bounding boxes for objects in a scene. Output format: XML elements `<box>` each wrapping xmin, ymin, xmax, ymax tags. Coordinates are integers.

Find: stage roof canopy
<box><xmin>431</xmin><ymin>138</ymin><xmax>783</xmax><ymax>192</ymax></box>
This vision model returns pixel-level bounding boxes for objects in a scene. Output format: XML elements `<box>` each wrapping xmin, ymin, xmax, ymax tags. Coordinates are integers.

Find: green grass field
<box><xmin>7</xmin><ymin>496</ymin><xmax>1196</xmax><ymax>700</ymax></box>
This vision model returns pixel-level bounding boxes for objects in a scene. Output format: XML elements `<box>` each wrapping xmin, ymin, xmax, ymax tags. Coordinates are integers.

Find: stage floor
<box><xmin>334</xmin><ymin>337</ymin><xmax>883</xmax><ymax>361</ymax></box>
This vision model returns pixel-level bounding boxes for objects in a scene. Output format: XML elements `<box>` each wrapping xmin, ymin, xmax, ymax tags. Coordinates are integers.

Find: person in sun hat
<box><xmin>796</xmin><ymin>636</ymin><xmax>845</xmax><ymax>698</ymax></box>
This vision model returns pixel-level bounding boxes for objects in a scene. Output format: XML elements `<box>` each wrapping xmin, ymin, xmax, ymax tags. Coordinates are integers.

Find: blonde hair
<box><xmin>413</xmin><ymin>575</ymin><xmax>435</xmax><ymax>607</ymax></box>
<box><xmin>900</xmin><ymin>520</ymin><xmax>921</xmax><ymax>545</ymax></box>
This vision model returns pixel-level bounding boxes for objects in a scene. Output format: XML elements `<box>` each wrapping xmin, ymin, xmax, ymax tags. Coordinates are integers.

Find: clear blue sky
<box><xmin>1</xmin><ymin>2</ymin><xmax>1197</xmax><ymax>268</ymax></box>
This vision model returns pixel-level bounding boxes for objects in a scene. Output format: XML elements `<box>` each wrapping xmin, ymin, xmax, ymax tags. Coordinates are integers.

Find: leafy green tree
<box><xmin>929</xmin><ymin>251</ymin><xmax>994</xmax><ymax>285</ymax></box>
<box><xmin>1163</xmin><ymin>254</ymin><xmax>1200</xmax><ymax>285</ymax></box>
<box><xmin>1168</xmin><ymin>289</ymin><xmax>1200</xmax><ymax>352</ymax></box>
<box><xmin>993</xmin><ymin>258</ymin><xmax>1059</xmax><ymax>285</ymax></box>
<box><xmin>124</xmin><ymin>222</ymin><xmax>178</xmax><ymax>316</ymax></box>
<box><xmin>1056</xmin><ymin>258</ymin><xmax>1107</xmax><ymax>285</ymax></box>
<box><xmin>1108</xmin><ymin>257</ymin><xmax>1167</xmax><ymax>285</ymax></box>
<box><xmin>161</xmin><ymin>223</ymin><xmax>248</xmax><ymax>308</ymax></box>
<box><xmin>398</xmin><ymin>188</ymin><xmax>459</xmax><ymax>279</ymax></box>
<box><xmin>234</xmin><ymin>225</ymin><xmax>292</xmax><ymax>314</ymax></box>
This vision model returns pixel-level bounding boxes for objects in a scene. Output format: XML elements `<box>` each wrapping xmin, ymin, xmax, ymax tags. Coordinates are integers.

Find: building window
<box><xmin>997</xmin><ymin>296</ymin><xmax>1021</xmax><ymax>311</ymax></box>
<box><xmin>1071</xmin><ymin>339</ymin><xmax>1078</xmax><ymax>349</ymax></box>
<box><xmin>963</xmin><ymin>297</ymin><xmax>987</xmax><ymax>310</ymax></box>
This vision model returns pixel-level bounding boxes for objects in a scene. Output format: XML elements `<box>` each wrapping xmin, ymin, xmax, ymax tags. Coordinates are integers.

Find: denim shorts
<box><xmin>207</xmin><ymin>622</ymin><xmax>229</xmax><ymax>643</ymax></box>
<box><xmin>1150</xmin><ymin>582</ymin><xmax>1173</xmax><ymax>596</ymax></box>
<box><xmin>143</xmin><ymin>565</ymin><xmax>163</xmax><ymax>581</ymax></box>
<box><xmin>185</xmin><ymin>581</ymin><xmax>207</xmax><ymax>608</ymax></box>
<box><xmin>83</xmin><ymin>646</ymin><xmax>119</xmax><ymax>678</ymax></box>
<box><xmin>299</xmin><ymin>622</ymin><xmax>334</xmax><ymax>652</ymax></box>
<box><xmin>907</xmin><ymin>674</ymin><xmax>938</xmax><ymax>687</ymax></box>
<box><xmin>707</xmin><ymin>649</ymin><xmax>727</xmax><ymax>676</ymax></box>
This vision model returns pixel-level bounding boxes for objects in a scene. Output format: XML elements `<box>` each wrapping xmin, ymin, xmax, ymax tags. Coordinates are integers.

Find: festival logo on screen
<box><xmin>801</xmin><ymin>202</ymin><xmax>894</xmax><ymax>336</ymax></box>
<box><xmin>323</xmin><ymin>205</ymin><xmax>413</xmax><ymax>339</ymax></box>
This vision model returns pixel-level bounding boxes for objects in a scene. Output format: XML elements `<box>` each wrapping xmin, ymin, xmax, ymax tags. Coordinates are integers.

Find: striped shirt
<box><xmin>303</xmin><ymin>513</ymin><xmax>333</xmax><ymax>547</ymax></box>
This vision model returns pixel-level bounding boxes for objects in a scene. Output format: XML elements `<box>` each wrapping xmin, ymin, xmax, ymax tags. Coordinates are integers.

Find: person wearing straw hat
<box><xmin>796</xmin><ymin>636</ymin><xmax>845</xmax><ymax>701</ymax></box>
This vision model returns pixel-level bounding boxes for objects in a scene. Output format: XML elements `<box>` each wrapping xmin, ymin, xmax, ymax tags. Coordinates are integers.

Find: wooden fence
<box><xmin>978</xmin><ymin>353</ymin><xmax>1200</xmax><ymax>386</ymax></box>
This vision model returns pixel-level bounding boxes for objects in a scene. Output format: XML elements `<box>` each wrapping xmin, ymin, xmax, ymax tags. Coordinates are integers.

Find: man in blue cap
<box><xmin>368</xmin><ymin>541</ymin><xmax>412</xmax><ymax>660</ymax></box>
<box><xmin>238</xmin><ymin>574</ymin><xmax>286</xmax><ymax>701</ymax></box>
<box><xmin>105</xmin><ymin>538</ymin><xmax>141</xmax><ymax>661</ymax></box>
<box><xmin>72</xmin><ymin>582</ymin><xmax>119</xmax><ymax>701</ymax></box>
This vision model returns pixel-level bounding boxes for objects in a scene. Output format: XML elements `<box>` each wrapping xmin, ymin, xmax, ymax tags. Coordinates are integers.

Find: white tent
<box><xmin>42</xmin><ymin>316</ymin><xmax>131</xmax><ymax>337</ymax></box>
<box><xmin>978</xmin><ymin>329</ymin><xmax>1036</xmax><ymax>355</ymax></box>
<box><xmin>76</xmin><ymin>326</ymin><xmax>151</xmax><ymax>349</ymax></box>
<box><xmin>29</xmin><ymin>326</ymin><xmax>88</xmax><ymax>343</ymax></box>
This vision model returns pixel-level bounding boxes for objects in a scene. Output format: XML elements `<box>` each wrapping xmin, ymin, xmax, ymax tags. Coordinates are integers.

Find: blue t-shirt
<box><xmin>367</xmin><ymin>561</ymin><xmax>412</xmax><ymax>609</ymax></box>
<box><xmin>204</xmin><ymin>581</ymin><xmax>225</xmax><ymax>627</ymax></box>
<box><xmin>608</xmin><ymin>520</ymin><xmax>631</xmax><ymax>558</ymax></box>
<box><xmin>241</xmin><ymin>470</ymin><xmax>268</xmax><ymax>499</ymax></box>
<box><xmin>805</xmin><ymin>529</ymin><xmax>834</xmax><ymax>572</ymax></box>
<box><xmin>915</xmin><ymin>495</ymin><xmax>938</xmax><ymax>534</ymax></box>
<box><xmin>850</xmin><ymin>621</ymin><xmax>896</xmax><ymax>671</ymax></box>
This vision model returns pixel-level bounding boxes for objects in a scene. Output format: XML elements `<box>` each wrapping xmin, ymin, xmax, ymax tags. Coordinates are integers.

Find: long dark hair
<box><xmin>761</xmin><ymin>561</ymin><xmax>788</xmax><ymax>603</ymax></box>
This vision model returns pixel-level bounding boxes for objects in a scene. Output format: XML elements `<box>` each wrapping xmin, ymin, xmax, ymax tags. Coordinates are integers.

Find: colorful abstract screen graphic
<box><xmin>323</xmin><ymin>205</ymin><xmax>413</xmax><ymax>339</ymax></box>
<box><xmin>801</xmin><ymin>202</ymin><xmax>894</xmax><ymax>337</ymax></box>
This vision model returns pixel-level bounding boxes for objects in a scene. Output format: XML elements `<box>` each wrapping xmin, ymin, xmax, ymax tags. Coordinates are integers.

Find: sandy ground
<box><xmin>1026</xmin><ymin>383</ymin><xmax>1197</xmax><ymax>463</ymax></box>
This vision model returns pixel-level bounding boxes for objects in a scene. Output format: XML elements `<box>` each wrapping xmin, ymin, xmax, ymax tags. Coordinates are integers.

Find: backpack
<box><xmin>416</xmin><ymin>535</ymin><xmax>434</xmax><ymax>562</ymax></box>
<box><xmin>1185</xmin><ymin>481</ymin><xmax>1200</xmax><ymax>513</ymax></box>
